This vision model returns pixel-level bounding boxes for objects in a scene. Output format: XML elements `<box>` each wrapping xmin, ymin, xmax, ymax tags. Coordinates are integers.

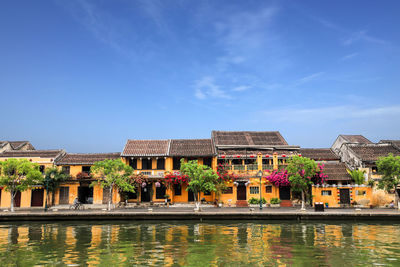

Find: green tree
<box><xmin>43</xmin><ymin>167</ymin><xmax>68</xmax><ymax>208</ymax></box>
<box><xmin>180</xmin><ymin>159</ymin><xmax>219</xmax><ymax>210</ymax></box>
<box><xmin>0</xmin><ymin>159</ymin><xmax>43</xmax><ymax>212</ymax></box>
<box><xmin>377</xmin><ymin>153</ymin><xmax>400</xmax><ymax>207</ymax></box>
<box><xmin>348</xmin><ymin>169</ymin><xmax>365</xmax><ymax>185</ymax></box>
<box><xmin>286</xmin><ymin>156</ymin><xmax>318</xmax><ymax>210</ymax></box>
<box><xmin>91</xmin><ymin>159</ymin><xmax>135</xmax><ymax>210</ymax></box>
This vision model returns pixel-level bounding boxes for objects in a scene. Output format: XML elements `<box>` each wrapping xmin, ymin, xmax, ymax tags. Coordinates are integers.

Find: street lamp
<box><xmin>257</xmin><ymin>170</ymin><xmax>263</xmax><ymax>210</ymax></box>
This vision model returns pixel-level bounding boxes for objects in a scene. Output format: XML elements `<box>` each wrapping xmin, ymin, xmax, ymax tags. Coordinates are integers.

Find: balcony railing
<box><xmin>262</xmin><ymin>164</ymin><xmax>273</xmax><ymax>170</ymax></box>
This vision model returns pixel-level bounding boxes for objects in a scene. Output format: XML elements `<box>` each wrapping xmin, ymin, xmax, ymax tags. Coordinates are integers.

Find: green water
<box><xmin>0</xmin><ymin>221</ymin><xmax>399</xmax><ymax>266</ymax></box>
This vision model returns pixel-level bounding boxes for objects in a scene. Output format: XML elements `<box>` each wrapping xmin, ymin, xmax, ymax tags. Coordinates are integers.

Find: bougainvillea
<box><xmin>76</xmin><ymin>172</ymin><xmax>91</xmax><ymax>179</ymax></box>
<box><xmin>164</xmin><ymin>171</ymin><xmax>189</xmax><ymax>187</ymax></box>
<box><xmin>312</xmin><ymin>163</ymin><xmax>328</xmax><ymax>185</ymax></box>
<box><xmin>216</xmin><ymin>162</ymin><xmax>238</xmax><ymax>182</ymax></box>
<box><xmin>265</xmin><ymin>170</ymin><xmax>290</xmax><ymax>187</ymax></box>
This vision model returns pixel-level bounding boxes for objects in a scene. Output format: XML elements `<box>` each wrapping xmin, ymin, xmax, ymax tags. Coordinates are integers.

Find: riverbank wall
<box><xmin>1</xmin><ymin>209</ymin><xmax>400</xmax><ymax>222</ymax></box>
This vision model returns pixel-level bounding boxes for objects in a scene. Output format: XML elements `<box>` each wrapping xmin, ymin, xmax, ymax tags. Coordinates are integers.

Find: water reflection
<box><xmin>0</xmin><ymin>221</ymin><xmax>399</xmax><ymax>266</ymax></box>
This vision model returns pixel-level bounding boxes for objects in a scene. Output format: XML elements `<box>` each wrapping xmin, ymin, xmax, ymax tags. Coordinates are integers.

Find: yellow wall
<box><xmin>312</xmin><ymin>186</ymin><xmax>372</xmax><ymax>207</ymax></box>
<box><xmin>0</xmin><ymin>187</ymin><xmax>48</xmax><ymax>209</ymax></box>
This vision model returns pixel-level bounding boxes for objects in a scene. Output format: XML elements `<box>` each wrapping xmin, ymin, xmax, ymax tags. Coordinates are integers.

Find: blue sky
<box><xmin>1</xmin><ymin>0</ymin><xmax>399</xmax><ymax>152</ymax></box>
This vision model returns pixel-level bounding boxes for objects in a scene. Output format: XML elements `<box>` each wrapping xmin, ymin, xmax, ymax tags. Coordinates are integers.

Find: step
<box><xmin>236</xmin><ymin>200</ymin><xmax>249</xmax><ymax>207</ymax></box>
<box><xmin>280</xmin><ymin>200</ymin><xmax>292</xmax><ymax>207</ymax></box>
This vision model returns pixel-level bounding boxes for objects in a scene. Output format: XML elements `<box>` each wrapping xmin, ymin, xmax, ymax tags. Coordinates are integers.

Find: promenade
<box><xmin>1</xmin><ymin>207</ymin><xmax>399</xmax><ymax>222</ymax></box>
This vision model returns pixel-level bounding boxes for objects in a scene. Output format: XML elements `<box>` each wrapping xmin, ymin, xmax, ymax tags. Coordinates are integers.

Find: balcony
<box><xmin>136</xmin><ymin>170</ymin><xmax>165</xmax><ymax>178</ymax></box>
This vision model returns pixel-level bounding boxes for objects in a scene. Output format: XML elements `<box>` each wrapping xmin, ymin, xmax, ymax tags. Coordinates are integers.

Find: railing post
<box><xmin>273</xmin><ymin>152</ymin><xmax>278</xmax><ymax>170</ymax></box>
<box><xmin>257</xmin><ymin>152</ymin><xmax>262</xmax><ymax>171</ymax></box>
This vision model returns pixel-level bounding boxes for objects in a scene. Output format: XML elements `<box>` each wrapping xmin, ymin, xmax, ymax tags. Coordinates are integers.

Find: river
<box><xmin>0</xmin><ymin>221</ymin><xmax>399</xmax><ymax>266</ymax></box>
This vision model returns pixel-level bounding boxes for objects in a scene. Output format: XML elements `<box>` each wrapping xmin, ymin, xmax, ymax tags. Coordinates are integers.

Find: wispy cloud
<box><xmin>257</xmin><ymin>105</ymin><xmax>400</xmax><ymax>123</ymax></box>
<box><xmin>194</xmin><ymin>76</ymin><xmax>231</xmax><ymax>100</ymax></box>
<box><xmin>232</xmin><ymin>85</ymin><xmax>251</xmax><ymax>92</ymax></box>
<box><xmin>342</xmin><ymin>30</ymin><xmax>389</xmax><ymax>46</ymax></box>
<box><xmin>340</xmin><ymin>52</ymin><xmax>359</xmax><ymax>61</ymax></box>
<box><xmin>294</xmin><ymin>72</ymin><xmax>324</xmax><ymax>86</ymax></box>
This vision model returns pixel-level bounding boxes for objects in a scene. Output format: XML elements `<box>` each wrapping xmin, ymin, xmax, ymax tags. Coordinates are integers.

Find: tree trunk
<box><xmin>10</xmin><ymin>190</ymin><xmax>15</xmax><ymax>212</ymax></box>
<box><xmin>51</xmin><ymin>191</ymin><xmax>56</xmax><ymax>207</ymax></box>
<box><xmin>301</xmin><ymin>191</ymin><xmax>306</xmax><ymax>211</ymax></box>
<box><xmin>395</xmin><ymin>185</ymin><xmax>399</xmax><ymax>209</ymax></box>
<box><xmin>194</xmin><ymin>191</ymin><xmax>200</xmax><ymax>211</ymax></box>
<box><xmin>108</xmin><ymin>186</ymin><xmax>113</xmax><ymax>211</ymax></box>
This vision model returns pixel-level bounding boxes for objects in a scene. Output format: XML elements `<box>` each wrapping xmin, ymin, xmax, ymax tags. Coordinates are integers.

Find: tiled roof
<box><xmin>0</xmin><ymin>141</ymin><xmax>34</xmax><ymax>150</ymax></box>
<box><xmin>322</xmin><ymin>163</ymin><xmax>352</xmax><ymax>181</ymax></box>
<box><xmin>122</xmin><ymin>140</ymin><xmax>169</xmax><ymax>156</ymax></box>
<box><xmin>212</xmin><ymin>131</ymin><xmax>288</xmax><ymax>146</ymax></box>
<box><xmin>299</xmin><ymin>148</ymin><xmax>339</xmax><ymax>161</ymax></box>
<box><xmin>379</xmin><ymin>140</ymin><xmax>400</xmax><ymax>150</ymax></box>
<box><xmin>56</xmin><ymin>153</ymin><xmax>121</xmax><ymax>165</ymax></box>
<box><xmin>0</xmin><ymin>149</ymin><xmax>64</xmax><ymax>159</ymax></box>
<box><xmin>169</xmin><ymin>139</ymin><xmax>215</xmax><ymax>157</ymax></box>
<box><xmin>340</xmin><ymin>135</ymin><xmax>372</xmax><ymax>144</ymax></box>
<box><xmin>349</xmin><ymin>144</ymin><xmax>400</xmax><ymax>162</ymax></box>
<box><xmin>217</xmin><ymin>149</ymin><xmax>297</xmax><ymax>158</ymax></box>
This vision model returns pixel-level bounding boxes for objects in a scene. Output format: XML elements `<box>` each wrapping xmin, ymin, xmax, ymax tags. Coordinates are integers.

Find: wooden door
<box><xmin>59</xmin><ymin>187</ymin><xmax>69</xmax><ymax>204</ymax></box>
<box><xmin>237</xmin><ymin>184</ymin><xmax>247</xmax><ymax>200</ymax></box>
<box><xmin>14</xmin><ymin>191</ymin><xmax>21</xmax><ymax>207</ymax></box>
<box><xmin>141</xmin><ymin>183</ymin><xmax>152</xmax><ymax>202</ymax></box>
<box><xmin>31</xmin><ymin>189</ymin><xmax>44</xmax><ymax>207</ymax></box>
<box><xmin>340</xmin><ymin>189</ymin><xmax>350</xmax><ymax>204</ymax></box>
<box><xmin>103</xmin><ymin>187</ymin><xmax>110</xmax><ymax>204</ymax></box>
<box><xmin>279</xmin><ymin>186</ymin><xmax>291</xmax><ymax>200</ymax></box>
<box><xmin>188</xmin><ymin>189</ymin><xmax>195</xmax><ymax>202</ymax></box>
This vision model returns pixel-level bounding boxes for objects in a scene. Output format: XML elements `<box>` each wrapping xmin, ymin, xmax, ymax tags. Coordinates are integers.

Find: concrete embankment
<box><xmin>1</xmin><ymin>209</ymin><xmax>400</xmax><ymax>222</ymax></box>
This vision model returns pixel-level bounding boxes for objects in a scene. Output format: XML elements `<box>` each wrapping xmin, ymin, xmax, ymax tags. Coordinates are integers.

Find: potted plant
<box><xmin>270</xmin><ymin>198</ymin><xmax>281</xmax><ymax>207</ymax></box>
<box><xmin>248</xmin><ymin>197</ymin><xmax>267</xmax><ymax>207</ymax></box>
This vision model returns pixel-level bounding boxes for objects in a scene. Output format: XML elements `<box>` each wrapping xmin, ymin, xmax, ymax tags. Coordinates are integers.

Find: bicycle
<box><xmin>69</xmin><ymin>202</ymin><xmax>85</xmax><ymax>210</ymax></box>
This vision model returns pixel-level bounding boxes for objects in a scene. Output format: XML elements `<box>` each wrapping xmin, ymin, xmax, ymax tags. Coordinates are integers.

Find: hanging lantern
<box><xmin>282</xmin><ymin>154</ymin><xmax>286</xmax><ymax>158</ymax></box>
<box><xmin>221</xmin><ymin>155</ymin><xmax>226</xmax><ymax>159</ymax></box>
<box><xmin>250</xmin><ymin>155</ymin><xmax>255</xmax><ymax>158</ymax></box>
<box><xmin>265</xmin><ymin>155</ymin><xmax>270</xmax><ymax>158</ymax></box>
<box><xmin>298</xmin><ymin>154</ymin><xmax>302</xmax><ymax>157</ymax></box>
<box><xmin>141</xmin><ymin>182</ymin><xmax>147</xmax><ymax>188</ymax></box>
<box><xmin>155</xmin><ymin>182</ymin><xmax>161</xmax><ymax>188</ymax></box>
<box><xmin>236</xmin><ymin>155</ymin><xmax>241</xmax><ymax>158</ymax></box>
<box><xmin>233</xmin><ymin>182</ymin><xmax>238</xmax><ymax>186</ymax></box>
<box><xmin>245</xmin><ymin>181</ymin><xmax>250</xmax><ymax>186</ymax></box>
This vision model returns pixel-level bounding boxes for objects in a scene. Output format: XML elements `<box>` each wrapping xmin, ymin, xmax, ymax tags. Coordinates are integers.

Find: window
<box><xmin>173</xmin><ymin>184</ymin><xmax>182</xmax><ymax>196</ymax></box>
<box><xmin>156</xmin><ymin>158</ymin><xmax>165</xmax><ymax>170</ymax></box>
<box><xmin>232</xmin><ymin>159</ymin><xmax>241</xmax><ymax>165</ymax></box>
<box><xmin>82</xmin><ymin>166</ymin><xmax>91</xmax><ymax>174</ymax></box>
<box><xmin>173</xmin><ymin>158</ymin><xmax>181</xmax><ymax>170</ymax></box>
<box><xmin>265</xmin><ymin>186</ymin><xmax>272</xmax><ymax>193</ymax></box>
<box><xmin>39</xmin><ymin>165</ymin><xmax>45</xmax><ymax>174</ymax></box>
<box><xmin>141</xmin><ymin>159</ymin><xmax>152</xmax><ymax>170</ymax></box>
<box><xmin>204</xmin><ymin>191</ymin><xmax>211</xmax><ymax>196</ymax></box>
<box><xmin>250</xmin><ymin>186</ymin><xmax>259</xmax><ymax>194</ymax></box>
<box><xmin>62</xmin><ymin>166</ymin><xmax>70</xmax><ymax>175</ymax></box>
<box><xmin>321</xmin><ymin>190</ymin><xmax>332</xmax><ymax>196</ymax></box>
<box><xmin>129</xmin><ymin>158</ymin><xmax>137</xmax><ymax>169</ymax></box>
<box><xmin>203</xmin><ymin>158</ymin><xmax>212</xmax><ymax>168</ymax></box>
<box><xmin>356</xmin><ymin>190</ymin><xmax>366</xmax><ymax>196</ymax></box>
<box><xmin>223</xmin><ymin>187</ymin><xmax>233</xmax><ymax>194</ymax></box>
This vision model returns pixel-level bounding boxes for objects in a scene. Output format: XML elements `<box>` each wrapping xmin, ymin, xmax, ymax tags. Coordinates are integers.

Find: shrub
<box><xmin>270</xmin><ymin>198</ymin><xmax>281</xmax><ymax>204</ymax></box>
<box><xmin>248</xmin><ymin>197</ymin><xmax>267</xmax><ymax>204</ymax></box>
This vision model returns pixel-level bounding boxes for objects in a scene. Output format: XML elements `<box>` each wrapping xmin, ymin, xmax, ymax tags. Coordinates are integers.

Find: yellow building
<box><xmin>121</xmin><ymin>139</ymin><xmax>215</xmax><ymax>204</ymax></box>
<box><xmin>54</xmin><ymin>153</ymin><xmax>121</xmax><ymax>205</ymax></box>
<box><xmin>0</xmin><ymin>149</ymin><xmax>65</xmax><ymax>209</ymax></box>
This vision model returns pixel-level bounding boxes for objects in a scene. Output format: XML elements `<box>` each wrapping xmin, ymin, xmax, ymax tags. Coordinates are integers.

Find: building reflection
<box><xmin>0</xmin><ymin>222</ymin><xmax>399</xmax><ymax>266</ymax></box>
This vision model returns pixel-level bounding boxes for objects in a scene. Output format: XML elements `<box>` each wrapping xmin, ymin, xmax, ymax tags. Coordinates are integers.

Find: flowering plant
<box><xmin>76</xmin><ymin>172</ymin><xmax>91</xmax><ymax>179</ymax></box>
<box><xmin>164</xmin><ymin>171</ymin><xmax>189</xmax><ymax>187</ymax></box>
<box><xmin>216</xmin><ymin>162</ymin><xmax>238</xmax><ymax>182</ymax></box>
<box><xmin>265</xmin><ymin>170</ymin><xmax>290</xmax><ymax>187</ymax></box>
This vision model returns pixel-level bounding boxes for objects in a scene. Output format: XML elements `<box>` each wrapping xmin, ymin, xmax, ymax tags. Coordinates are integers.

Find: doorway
<box><xmin>237</xmin><ymin>183</ymin><xmax>247</xmax><ymax>200</ymax></box>
<box><xmin>78</xmin><ymin>186</ymin><xmax>93</xmax><ymax>204</ymax></box>
<box><xmin>340</xmin><ymin>189</ymin><xmax>350</xmax><ymax>205</ymax></box>
<box><xmin>59</xmin><ymin>187</ymin><xmax>69</xmax><ymax>205</ymax></box>
<box><xmin>188</xmin><ymin>189</ymin><xmax>195</xmax><ymax>202</ymax></box>
<box><xmin>279</xmin><ymin>186</ymin><xmax>291</xmax><ymax>200</ymax></box>
<box><xmin>141</xmin><ymin>182</ymin><xmax>152</xmax><ymax>202</ymax></box>
<box><xmin>14</xmin><ymin>191</ymin><xmax>21</xmax><ymax>207</ymax></box>
<box><xmin>31</xmin><ymin>189</ymin><xmax>44</xmax><ymax>207</ymax></box>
